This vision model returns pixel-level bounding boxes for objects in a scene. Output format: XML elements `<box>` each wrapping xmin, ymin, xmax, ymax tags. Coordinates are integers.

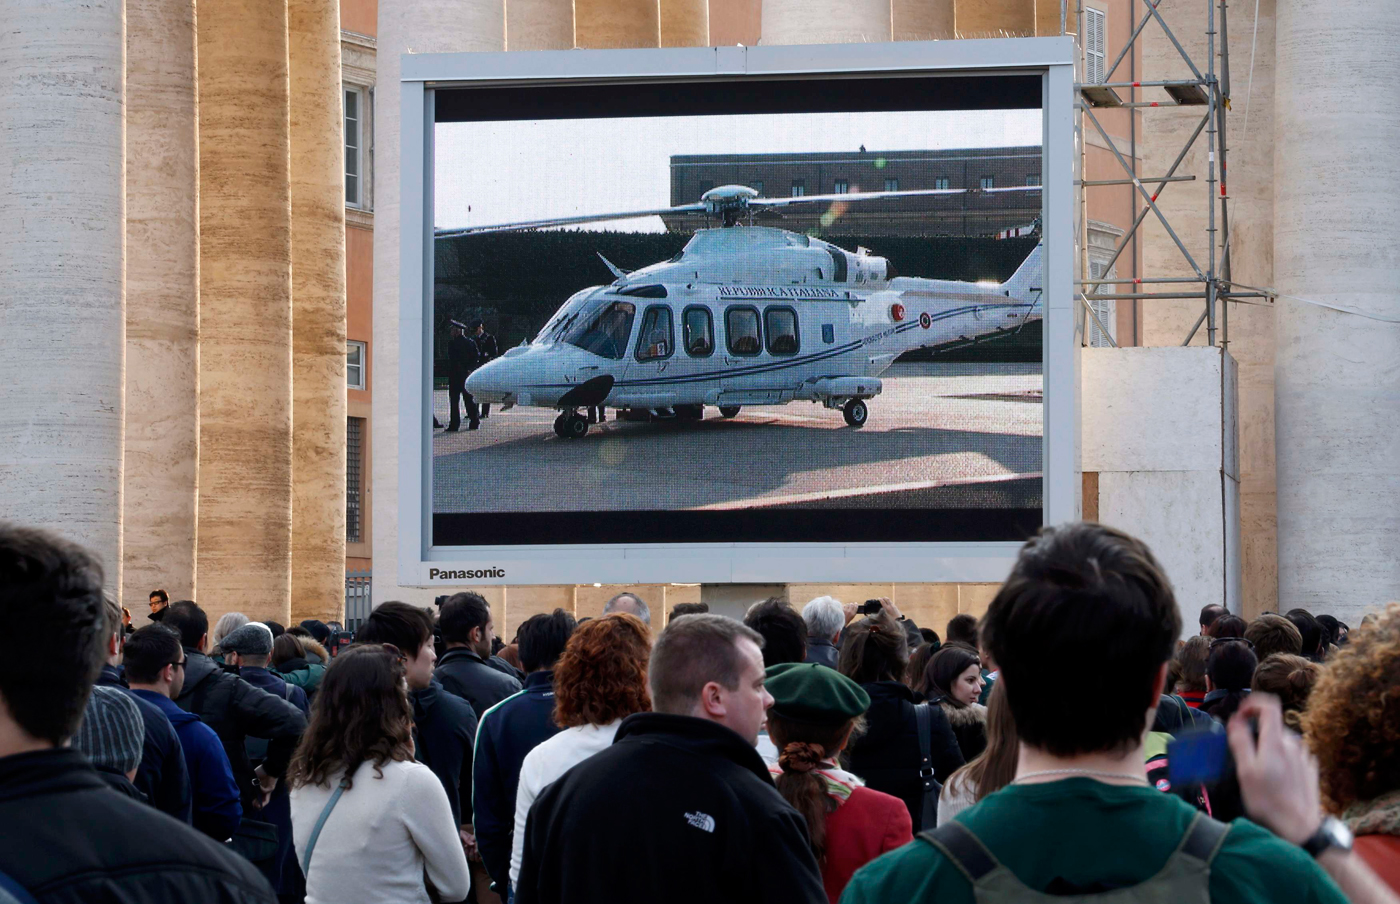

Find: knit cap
<box><xmin>74</xmin><ymin>686</ymin><xmax>144</xmax><ymax>775</ymax></box>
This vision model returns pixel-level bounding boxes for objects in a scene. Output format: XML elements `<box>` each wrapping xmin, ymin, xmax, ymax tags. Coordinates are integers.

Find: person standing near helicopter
<box><xmin>471</xmin><ymin>320</ymin><xmax>498</xmax><ymax>419</ymax></box>
<box><xmin>446</xmin><ymin>320</ymin><xmax>480</xmax><ymax>432</ymax></box>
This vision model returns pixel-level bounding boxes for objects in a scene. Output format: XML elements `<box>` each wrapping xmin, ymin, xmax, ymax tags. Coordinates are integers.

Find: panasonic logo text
<box><xmin>428</xmin><ymin>568</ymin><xmax>505</xmax><ymax>580</ymax></box>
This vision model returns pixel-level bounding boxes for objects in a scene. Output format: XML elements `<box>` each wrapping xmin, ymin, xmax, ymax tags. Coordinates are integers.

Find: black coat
<box><xmin>475</xmin><ymin>331</ymin><xmax>499</xmax><ymax>361</ymax></box>
<box><xmin>436</xmin><ymin>647</ymin><xmax>522</xmax><ymax>719</ymax></box>
<box><xmin>843</xmin><ymin>680</ymin><xmax>964</xmax><ymax>831</ymax></box>
<box><xmin>516</xmin><ymin>713</ymin><xmax>826</xmax><ymax>904</ymax></box>
<box><xmin>937</xmin><ymin>698</ymin><xmax>989</xmax><ymax>762</ymax></box>
<box><xmin>96</xmin><ymin>664</ymin><xmax>192</xmax><ymax>823</ymax></box>
<box><xmin>175</xmin><ymin>650</ymin><xmax>308</xmax><ymax>811</ymax></box>
<box><xmin>411</xmin><ymin>679</ymin><xmax>478</xmax><ymax>828</ymax></box>
<box><xmin>804</xmin><ymin>638</ymin><xmax>839</xmax><ymax>669</ymax></box>
<box><xmin>447</xmin><ymin>335</ymin><xmax>480</xmax><ymax>383</ymax></box>
<box><xmin>0</xmin><ymin>749</ymin><xmax>274</xmax><ymax>904</ymax></box>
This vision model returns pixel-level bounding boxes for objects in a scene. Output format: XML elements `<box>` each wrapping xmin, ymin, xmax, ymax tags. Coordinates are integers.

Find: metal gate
<box><xmin>344</xmin><ymin>570</ymin><xmax>372</xmax><ymax>634</ymax></box>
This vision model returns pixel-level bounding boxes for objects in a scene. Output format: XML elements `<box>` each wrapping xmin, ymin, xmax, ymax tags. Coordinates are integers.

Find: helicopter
<box><xmin>440</xmin><ymin>183</ymin><xmax>1043</xmax><ymax>439</ymax></box>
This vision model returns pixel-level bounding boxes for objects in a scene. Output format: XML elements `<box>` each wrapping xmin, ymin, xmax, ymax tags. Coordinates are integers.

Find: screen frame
<box><xmin>398</xmin><ymin>37</ymin><xmax>1079</xmax><ymax>587</ymax></box>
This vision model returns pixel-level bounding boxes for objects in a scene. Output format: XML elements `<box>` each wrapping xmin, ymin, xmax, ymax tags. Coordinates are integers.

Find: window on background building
<box><xmin>346</xmin><ymin>417</ymin><xmax>364</xmax><ymax>543</ymax></box>
<box><xmin>1085</xmin><ymin>8</ymin><xmax>1107</xmax><ymax>85</ymax></box>
<box><xmin>751</xmin><ymin>180</ymin><xmax>764</xmax><ymax>195</ymax></box>
<box><xmin>698</xmin><ymin>179</ymin><xmax>714</xmax><ymax>195</ymax></box>
<box><xmin>790</xmin><ymin>180</ymin><xmax>806</xmax><ymax>197</ymax></box>
<box><xmin>980</xmin><ymin>175</ymin><xmax>995</xmax><ymax>190</ymax></box>
<box><xmin>1087</xmin><ymin>260</ymin><xmax>1118</xmax><ymax>348</ymax></box>
<box><xmin>834</xmin><ymin>179</ymin><xmax>849</xmax><ymax>194</ymax></box>
<box><xmin>935</xmin><ymin>177</ymin><xmax>950</xmax><ymax>190</ymax></box>
<box><xmin>1027</xmin><ymin>173</ymin><xmax>1042</xmax><ymax>187</ymax></box>
<box><xmin>347</xmin><ymin>340</ymin><xmax>366</xmax><ymax>390</ymax></box>
<box><xmin>884</xmin><ymin>177</ymin><xmax>899</xmax><ymax>192</ymax></box>
<box><xmin>345</xmin><ymin>85</ymin><xmax>363</xmax><ymax>207</ymax></box>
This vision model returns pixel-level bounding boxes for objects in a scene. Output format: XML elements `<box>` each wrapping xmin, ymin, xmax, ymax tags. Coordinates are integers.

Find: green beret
<box><xmin>765</xmin><ymin>662</ymin><xmax>870</xmax><ymax>725</ymax></box>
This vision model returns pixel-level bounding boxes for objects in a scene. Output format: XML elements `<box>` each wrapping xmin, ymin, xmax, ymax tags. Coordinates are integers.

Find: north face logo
<box><xmin>684</xmin><ymin>811</ymin><xmax>716</xmax><ymax>833</ymax></box>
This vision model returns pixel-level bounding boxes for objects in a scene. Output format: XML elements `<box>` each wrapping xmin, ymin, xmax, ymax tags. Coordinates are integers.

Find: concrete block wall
<box><xmin>1082</xmin><ymin>346</ymin><xmax>1241</xmax><ymax>633</ymax></box>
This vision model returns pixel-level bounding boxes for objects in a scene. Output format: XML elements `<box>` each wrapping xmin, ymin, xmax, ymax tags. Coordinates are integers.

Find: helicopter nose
<box><xmin>465</xmin><ymin>357</ymin><xmax>516</xmax><ymax>403</ymax></box>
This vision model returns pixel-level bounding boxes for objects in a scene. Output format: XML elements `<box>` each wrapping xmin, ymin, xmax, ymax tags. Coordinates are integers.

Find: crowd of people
<box><xmin>1</xmin><ymin>518</ymin><xmax>1398</xmax><ymax>904</ymax></box>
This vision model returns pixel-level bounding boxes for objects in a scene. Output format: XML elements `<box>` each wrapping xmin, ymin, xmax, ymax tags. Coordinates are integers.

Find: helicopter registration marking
<box><xmin>718</xmin><ymin>285</ymin><xmax>849</xmax><ymax>300</ymax></box>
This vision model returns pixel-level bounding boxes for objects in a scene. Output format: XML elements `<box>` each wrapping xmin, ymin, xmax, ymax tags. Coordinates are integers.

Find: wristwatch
<box><xmin>1301</xmin><ymin>817</ymin><xmax>1354</xmax><ymax>859</ymax></box>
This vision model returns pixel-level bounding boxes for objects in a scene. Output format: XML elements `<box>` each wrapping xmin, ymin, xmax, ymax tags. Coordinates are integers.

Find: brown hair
<box><xmin>837</xmin><ymin>611</ymin><xmax>908</xmax><ymax>685</ymax></box>
<box><xmin>649</xmin><ymin>614</ymin><xmax>763</xmax><ymax>714</ymax></box>
<box><xmin>1207</xmin><ymin>613</ymin><xmax>1247</xmax><ymax>639</ymax></box>
<box><xmin>287</xmin><ymin>645</ymin><xmax>414</xmax><ymax>791</ymax></box>
<box><xmin>1302</xmin><ymin>603</ymin><xmax>1400</xmax><ymax>813</ymax></box>
<box><xmin>767</xmin><ymin>714</ymin><xmax>863</xmax><ymax>865</ymax></box>
<box><xmin>1245</xmin><ymin>614</ymin><xmax>1303</xmax><ymax>661</ymax></box>
<box><xmin>945</xmin><ymin>680</ymin><xmax>1018</xmax><ymax>803</ymax></box>
<box><xmin>906</xmin><ymin>642</ymin><xmax>935</xmax><ymax>695</ymax></box>
<box><xmin>1252</xmin><ymin>653</ymin><xmax>1319</xmax><ymax>731</ymax></box>
<box><xmin>272</xmin><ymin>633</ymin><xmax>305</xmax><ymax>668</ymax></box>
<box><xmin>1174</xmin><ymin>635</ymin><xmax>1210</xmax><ymax>694</ymax></box>
<box><xmin>552</xmin><ymin>614</ymin><xmax>651</xmax><ymax>727</ymax></box>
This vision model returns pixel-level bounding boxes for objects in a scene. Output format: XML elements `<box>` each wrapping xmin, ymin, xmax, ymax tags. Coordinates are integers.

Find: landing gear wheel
<box><xmin>718</xmin><ymin>405</ymin><xmax>741</xmax><ymax>419</ymax></box>
<box><xmin>564</xmin><ymin>413</ymin><xmax>590</xmax><ymax>439</ymax></box>
<box><xmin>553</xmin><ymin>413</ymin><xmax>569</xmax><ymax>438</ymax></box>
<box><xmin>843</xmin><ymin>399</ymin><xmax>868</xmax><ymax>428</ymax></box>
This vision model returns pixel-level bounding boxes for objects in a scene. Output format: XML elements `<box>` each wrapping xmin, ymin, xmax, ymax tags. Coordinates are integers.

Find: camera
<box><xmin>858</xmin><ymin>599</ymin><xmax>884</xmax><ymax>616</ymax></box>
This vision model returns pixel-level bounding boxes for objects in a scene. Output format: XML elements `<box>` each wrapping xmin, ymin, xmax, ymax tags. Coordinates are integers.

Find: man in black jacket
<box><xmin>355</xmin><ymin>603</ymin><xmax>478</xmax><ymax>837</ymax></box>
<box><xmin>446</xmin><ymin>320</ymin><xmax>480</xmax><ymax>432</ymax></box>
<box><xmin>161</xmin><ymin>601</ymin><xmax>307</xmax><ymax>813</ymax></box>
<box><xmin>516</xmin><ymin>614</ymin><xmax>825</xmax><ymax>904</ymax></box>
<box><xmin>436</xmin><ymin>592</ymin><xmax>522</xmax><ymax>718</ymax></box>
<box><xmin>471</xmin><ymin>320</ymin><xmax>498</xmax><ymax>417</ymax></box>
<box><xmin>96</xmin><ymin>593</ymin><xmax>193</xmax><ymax>823</ymax></box>
<box><xmin>0</xmin><ymin>522</ymin><xmax>274</xmax><ymax>904</ymax></box>
<box><xmin>473</xmin><ymin>609</ymin><xmax>574</xmax><ymax>897</ymax></box>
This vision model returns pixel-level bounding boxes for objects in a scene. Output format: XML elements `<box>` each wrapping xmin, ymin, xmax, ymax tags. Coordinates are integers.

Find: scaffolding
<box><xmin>1074</xmin><ymin>0</ymin><xmax>1272</xmax><ymax>348</ymax></box>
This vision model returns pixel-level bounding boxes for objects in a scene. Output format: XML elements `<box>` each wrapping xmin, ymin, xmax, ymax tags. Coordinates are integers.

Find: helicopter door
<box><xmin>720</xmin><ymin>304</ymin><xmax>781</xmax><ymax>406</ymax></box>
<box><xmin>623</xmin><ymin>304</ymin><xmax>679</xmax><ymax>408</ymax></box>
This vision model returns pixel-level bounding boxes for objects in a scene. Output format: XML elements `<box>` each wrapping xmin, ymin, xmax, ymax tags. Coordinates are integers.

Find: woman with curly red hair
<box><xmin>1303</xmin><ymin>603</ymin><xmax>1400</xmax><ymax>893</ymax></box>
<box><xmin>509</xmin><ymin>613</ymin><xmax>651</xmax><ymax>890</ymax></box>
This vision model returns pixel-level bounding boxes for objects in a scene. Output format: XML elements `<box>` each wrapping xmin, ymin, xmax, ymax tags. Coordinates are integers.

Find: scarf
<box><xmin>768</xmin><ymin>761</ymin><xmax>865</xmax><ymax>806</ymax></box>
<box><xmin>1344</xmin><ymin>788</ymin><xmax>1400</xmax><ymax>837</ymax></box>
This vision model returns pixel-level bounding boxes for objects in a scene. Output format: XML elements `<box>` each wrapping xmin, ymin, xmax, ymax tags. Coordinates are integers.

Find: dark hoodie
<box><xmin>515</xmin><ymin>713</ymin><xmax>826</xmax><ymax>904</ymax></box>
<box><xmin>412</xmin><ymin>678</ymin><xmax>478</xmax><ymax>829</ymax></box>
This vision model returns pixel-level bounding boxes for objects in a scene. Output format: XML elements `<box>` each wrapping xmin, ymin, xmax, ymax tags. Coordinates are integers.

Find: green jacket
<box><xmin>276</xmin><ymin>662</ymin><xmax>326</xmax><ymax>694</ymax></box>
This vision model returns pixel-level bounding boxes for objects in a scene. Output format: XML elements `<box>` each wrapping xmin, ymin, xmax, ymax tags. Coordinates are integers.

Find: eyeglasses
<box><xmin>1210</xmin><ymin>636</ymin><xmax>1254</xmax><ymax>649</ymax></box>
<box><xmin>170</xmin><ymin>658</ymin><xmax>187</xmax><ymax>670</ymax></box>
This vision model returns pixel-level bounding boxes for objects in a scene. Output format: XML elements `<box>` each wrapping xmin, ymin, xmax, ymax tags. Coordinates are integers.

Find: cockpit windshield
<box><xmin>561</xmin><ymin>298</ymin><xmax>636</xmax><ymax>360</ymax></box>
<box><xmin>535</xmin><ymin>288</ymin><xmax>597</xmax><ymax>345</ymax></box>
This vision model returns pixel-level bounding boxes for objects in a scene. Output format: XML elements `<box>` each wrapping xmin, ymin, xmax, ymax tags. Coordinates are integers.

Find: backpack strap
<box><xmin>299</xmin><ymin>777</ymin><xmax>351</xmax><ymax>876</ymax></box>
<box><xmin>916</xmin><ymin>820</ymin><xmax>1001</xmax><ymax>884</ymax></box>
<box><xmin>1177</xmin><ymin>812</ymin><xmax>1231</xmax><ymax>865</ymax></box>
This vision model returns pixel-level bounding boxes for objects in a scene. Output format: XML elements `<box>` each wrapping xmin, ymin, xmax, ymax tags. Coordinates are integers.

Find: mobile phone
<box><xmin>1167</xmin><ymin>723</ymin><xmax>1230</xmax><ymax>786</ymax></box>
<box><xmin>858</xmin><ymin>599</ymin><xmax>883</xmax><ymax>616</ymax></box>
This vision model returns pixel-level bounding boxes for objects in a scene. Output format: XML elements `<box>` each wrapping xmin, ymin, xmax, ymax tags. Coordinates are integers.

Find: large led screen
<box><xmin>429</xmin><ymin>74</ymin><xmax>1047</xmax><ymax>548</ymax></box>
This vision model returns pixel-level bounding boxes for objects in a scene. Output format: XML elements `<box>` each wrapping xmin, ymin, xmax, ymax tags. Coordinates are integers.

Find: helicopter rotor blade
<box><xmin>436</xmin><ymin>203</ymin><xmax>706</xmax><ymax>238</ymax></box>
<box><xmin>749</xmin><ymin>185</ymin><xmax>1043</xmax><ymax>210</ymax></box>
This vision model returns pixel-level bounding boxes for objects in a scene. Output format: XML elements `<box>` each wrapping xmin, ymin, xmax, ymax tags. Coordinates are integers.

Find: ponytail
<box><xmin>774</xmin><ymin>742</ymin><xmax>831</xmax><ymax>862</ymax></box>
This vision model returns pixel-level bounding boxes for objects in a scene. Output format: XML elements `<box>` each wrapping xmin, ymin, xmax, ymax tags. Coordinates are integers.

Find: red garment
<box><xmin>1356</xmin><ymin>835</ymin><xmax>1400</xmax><ymax>895</ymax></box>
<box><xmin>821</xmin><ymin>785</ymin><xmax>913</xmax><ymax>904</ymax></box>
<box><xmin>1178</xmin><ymin>690</ymin><xmax>1206</xmax><ymax>709</ymax></box>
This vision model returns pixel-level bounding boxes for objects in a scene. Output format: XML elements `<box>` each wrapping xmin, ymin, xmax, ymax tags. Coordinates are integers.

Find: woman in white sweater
<box><xmin>288</xmin><ymin>645</ymin><xmax>470</xmax><ymax>904</ymax></box>
<box><xmin>510</xmin><ymin>613</ymin><xmax>652</xmax><ymax>890</ymax></box>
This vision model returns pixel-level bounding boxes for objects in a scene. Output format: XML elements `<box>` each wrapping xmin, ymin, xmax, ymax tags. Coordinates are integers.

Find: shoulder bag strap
<box><xmin>1177</xmin><ymin>812</ymin><xmax>1231</xmax><ymax>865</ymax></box>
<box><xmin>300</xmin><ymin>777</ymin><xmax>351</xmax><ymax>876</ymax></box>
<box><xmin>916</xmin><ymin>820</ymin><xmax>1001</xmax><ymax>884</ymax></box>
<box><xmin>915</xmin><ymin>702</ymin><xmax>934</xmax><ymax>780</ymax></box>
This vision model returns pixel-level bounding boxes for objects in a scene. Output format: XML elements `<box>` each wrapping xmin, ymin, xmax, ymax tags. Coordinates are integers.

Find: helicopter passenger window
<box><xmin>562</xmin><ymin>299</ymin><xmax>636</xmax><ymax>360</ymax></box>
<box><xmin>822</xmin><ymin>324</ymin><xmax>835</xmax><ymax>344</ymax></box>
<box><xmin>765</xmin><ymin>307</ymin><xmax>799</xmax><ymax>356</ymax></box>
<box><xmin>635</xmin><ymin>305</ymin><xmax>674</xmax><ymax>362</ymax></box>
<box><xmin>725</xmin><ymin>306</ymin><xmax>762</xmax><ymax>356</ymax></box>
<box><xmin>683</xmin><ymin>306</ymin><xmax>714</xmax><ymax>357</ymax></box>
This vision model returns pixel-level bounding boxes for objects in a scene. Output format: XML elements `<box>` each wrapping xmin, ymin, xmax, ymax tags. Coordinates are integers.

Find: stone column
<box><xmin>371</xmin><ymin>0</ymin><xmax>503</xmax><ymax>609</ymax></box>
<box><xmin>196</xmin><ymin>0</ymin><xmax>295</xmax><ymax>624</ymax></box>
<box><xmin>576</xmin><ymin>0</ymin><xmax>660</xmax><ymax>48</ymax></box>
<box><xmin>893</xmin><ymin>0</ymin><xmax>954</xmax><ymax>41</ymax></box>
<box><xmin>660</xmin><ymin>0</ymin><xmax>708</xmax><ymax>47</ymax></box>
<box><xmin>507</xmin><ymin>0</ymin><xmax>574</xmax><ymax>50</ymax></box>
<box><xmin>0</xmin><ymin>0</ymin><xmax>126</xmax><ymax>592</ymax></box>
<box><xmin>124</xmin><ymin>0</ymin><xmax>200</xmax><ymax>607</ymax></box>
<box><xmin>955</xmin><ymin>0</ymin><xmax>1035</xmax><ymax>37</ymax></box>
<box><xmin>289</xmin><ymin>0</ymin><xmax>349</xmax><ymax>623</ymax></box>
<box><xmin>762</xmin><ymin>0</ymin><xmax>890</xmax><ymax>44</ymax></box>
<box><xmin>1274</xmin><ymin>0</ymin><xmax>1400</xmax><ymax>622</ymax></box>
